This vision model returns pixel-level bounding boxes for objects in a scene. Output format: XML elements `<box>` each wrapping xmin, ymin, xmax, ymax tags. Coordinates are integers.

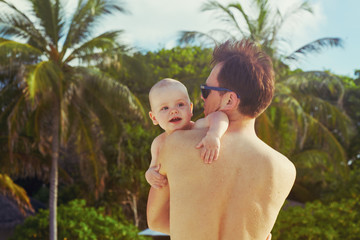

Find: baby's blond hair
<box><xmin>149</xmin><ymin>78</ymin><xmax>190</xmax><ymax>108</ymax></box>
<box><xmin>150</xmin><ymin>78</ymin><xmax>187</xmax><ymax>93</ymax></box>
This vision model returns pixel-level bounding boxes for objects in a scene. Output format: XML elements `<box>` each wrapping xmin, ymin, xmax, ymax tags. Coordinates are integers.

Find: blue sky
<box><xmin>96</xmin><ymin>0</ymin><xmax>359</xmax><ymax>78</ymax></box>
<box><xmin>294</xmin><ymin>0</ymin><xmax>359</xmax><ymax>77</ymax></box>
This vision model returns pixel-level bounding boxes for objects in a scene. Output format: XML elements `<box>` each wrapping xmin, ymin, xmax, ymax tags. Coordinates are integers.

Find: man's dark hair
<box><xmin>212</xmin><ymin>39</ymin><xmax>275</xmax><ymax>118</ymax></box>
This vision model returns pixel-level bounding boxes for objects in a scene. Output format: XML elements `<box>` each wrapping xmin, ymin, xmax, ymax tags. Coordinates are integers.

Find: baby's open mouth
<box><xmin>169</xmin><ymin>117</ymin><xmax>182</xmax><ymax>122</ymax></box>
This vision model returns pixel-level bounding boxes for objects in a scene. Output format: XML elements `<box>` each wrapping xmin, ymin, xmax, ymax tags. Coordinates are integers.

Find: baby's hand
<box><xmin>196</xmin><ymin>133</ymin><xmax>220</xmax><ymax>164</ymax></box>
<box><xmin>145</xmin><ymin>165</ymin><xmax>168</xmax><ymax>189</ymax></box>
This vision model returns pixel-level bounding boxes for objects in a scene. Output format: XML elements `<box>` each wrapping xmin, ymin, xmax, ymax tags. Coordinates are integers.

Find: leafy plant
<box><xmin>272</xmin><ymin>197</ymin><xmax>360</xmax><ymax>240</ymax></box>
<box><xmin>10</xmin><ymin>199</ymin><xmax>150</xmax><ymax>240</ymax></box>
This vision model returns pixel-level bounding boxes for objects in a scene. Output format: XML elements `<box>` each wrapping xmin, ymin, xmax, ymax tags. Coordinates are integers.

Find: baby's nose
<box><xmin>170</xmin><ymin>108</ymin><xmax>179</xmax><ymax>114</ymax></box>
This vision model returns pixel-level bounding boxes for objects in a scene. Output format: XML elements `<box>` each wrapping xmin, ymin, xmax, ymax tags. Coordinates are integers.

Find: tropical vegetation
<box><xmin>10</xmin><ymin>199</ymin><xmax>150</xmax><ymax>240</ymax></box>
<box><xmin>0</xmin><ymin>0</ymin><xmax>143</xmax><ymax>239</ymax></box>
<box><xmin>0</xmin><ymin>0</ymin><xmax>359</xmax><ymax>239</ymax></box>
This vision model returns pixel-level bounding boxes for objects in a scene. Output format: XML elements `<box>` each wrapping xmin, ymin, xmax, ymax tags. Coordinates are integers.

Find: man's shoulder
<box><xmin>158</xmin><ymin>129</ymin><xmax>207</xmax><ymax>173</ymax></box>
<box><xmin>153</xmin><ymin>132</ymin><xmax>167</xmax><ymax>144</ymax></box>
<box><xmin>264</xmin><ymin>147</ymin><xmax>296</xmax><ymax>184</ymax></box>
<box><xmin>166</xmin><ymin>128</ymin><xmax>207</xmax><ymax>146</ymax></box>
<box><xmin>251</xmin><ymin>139</ymin><xmax>296</xmax><ymax>179</ymax></box>
<box><xmin>151</xmin><ymin>133</ymin><xmax>167</xmax><ymax>151</ymax></box>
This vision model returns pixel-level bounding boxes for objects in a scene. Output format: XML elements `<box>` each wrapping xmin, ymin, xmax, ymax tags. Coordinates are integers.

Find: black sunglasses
<box><xmin>200</xmin><ymin>84</ymin><xmax>240</xmax><ymax>99</ymax></box>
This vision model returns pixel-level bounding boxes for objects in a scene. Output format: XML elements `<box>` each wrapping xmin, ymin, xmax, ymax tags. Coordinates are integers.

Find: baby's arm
<box><xmin>145</xmin><ymin>137</ymin><xmax>168</xmax><ymax>189</ymax></box>
<box><xmin>196</xmin><ymin>111</ymin><xmax>229</xmax><ymax>163</ymax></box>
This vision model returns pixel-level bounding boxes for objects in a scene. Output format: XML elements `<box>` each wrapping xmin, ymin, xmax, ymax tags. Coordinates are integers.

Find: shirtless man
<box><xmin>146</xmin><ymin>39</ymin><xmax>296</xmax><ymax>240</ymax></box>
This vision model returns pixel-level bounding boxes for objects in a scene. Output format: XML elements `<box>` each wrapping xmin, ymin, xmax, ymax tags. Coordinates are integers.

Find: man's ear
<box><xmin>190</xmin><ymin>102</ymin><xmax>194</xmax><ymax>116</ymax></box>
<box><xmin>220</xmin><ymin>92</ymin><xmax>239</xmax><ymax>111</ymax></box>
<box><xmin>149</xmin><ymin>111</ymin><xmax>159</xmax><ymax>125</ymax></box>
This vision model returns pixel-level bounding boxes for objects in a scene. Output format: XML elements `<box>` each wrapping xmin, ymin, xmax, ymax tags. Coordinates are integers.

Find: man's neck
<box><xmin>227</xmin><ymin>112</ymin><xmax>257</xmax><ymax>137</ymax></box>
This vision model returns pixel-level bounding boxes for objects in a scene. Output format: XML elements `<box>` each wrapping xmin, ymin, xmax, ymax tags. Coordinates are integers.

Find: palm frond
<box><xmin>283</xmin><ymin>71</ymin><xmax>343</xmax><ymax>94</ymax></box>
<box><xmin>0</xmin><ymin>39</ymin><xmax>42</xmax><ymax>65</ymax></box>
<box><xmin>28</xmin><ymin>0</ymin><xmax>65</xmax><ymax>46</ymax></box>
<box><xmin>291</xmin><ymin>149</ymin><xmax>334</xmax><ymax>192</ymax></box>
<box><xmin>213</xmin><ymin>2</ymin><xmax>249</xmax><ymax>36</ymax></box>
<box><xmin>77</xmin><ymin>46</ymin><xmax>130</xmax><ymax>69</ymax></box>
<box><xmin>61</xmin><ymin>0</ymin><xmax>128</xmax><ymax>54</ymax></box>
<box><xmin>73</xmin><ymin>67</ymin><xmax>145</xmax><ymax>121</ymax></box>
<box><xmin>6</xmin><ymin>103</ymin><xmax>50</xmax><ymax>180</ymax></box>
<box><xmin>286</xmin><ymin>38</ymin><xmax>344</xmax><ymax>61</ymax></box>
<box><xmin>178</xmin><ymin>30</ymin><xmax>220</xmax><ymax>46</ymax></box>
<box><xmin>279</xmin><ymin>71</ymin><xmax>354</xmax><ymax>146</ymax></box>
<box><xmin>305</xmin><ymin>113</ymin><xmax>349</xmax><ymax>176</ymax></box>
<box><xmin>0</xmin><ymin>0</ymin><xmax>47</xmax><ymax>49</ymax></box>
<box><xmin>277</xmin><ymin>0</ymin><xmax>312</xmax><ymax>30</ymax></box>
<box><xmin>0</xmin><ymin>15</ymin><xmax>28</xmax><ymax>40</ymax></box>
<box><xmin>201</xmin><ymin>1</ymin><xmax>251</xmax><ymax>38</ymax></box>
<box><xmin>256</xmin><ymin>0</ymin><xmax>271</xmax><ymax>37</ymax></box>
<box><xmin>284</xmin><ymin>71</ymin><xmax>345</xmax><ymax>107</ymax></box>
<box><xmin>64</xmin><ymin>30</ymin><xmax>125</xmax><ymax>63</ymax></box>
<box><xmin>26</xmin><ymin>61</ymin><xmax>63</xmax><ymax>100</ymax></box>
<box><xmin>0</xmin><ymin>173</ymin><xmax>34</xmax><ymax>215</ymax></box>
<box><xmin>272</xmin><ymin>89</ymin><xmax>309</xmax><ymax>149</ymax></box>
<box><xmin>0</xmin><ymin>136</ymin><xmax>49</xmax><ymax>180</ymax></box>
<box><xmin>302</xmin><ymin>95</ymin><xmax>353</xmax><ymax>144</ymax></box>
<box><xmin>267</xmin><ymin>1</ymin><xmax>312</xmax><ymax>49</ymax></box>
<box><xmin>263</xmin><ymin>103</ymin><xmax>299</xmax><ymax>155</ymax></box>
<box><xmin>74</xmin><ymin>110</ymin><xmax>108</xmax><ymax>199</ymax></box>
<box><xmin>177</xmin><ymin>1</ymin><xmax>251</xmax><ymax>46</ymax></box>
<box><xmin>7</xmin><ymin>95</ymin><xmax>29</xmax><ymax>155</ymax></box>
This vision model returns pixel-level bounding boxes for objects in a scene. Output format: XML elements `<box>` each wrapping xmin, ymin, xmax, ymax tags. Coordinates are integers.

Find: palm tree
<box><xmin>178</xmin><ymin>0</ymin><xmax>342</xmax><ymax>73</ymax></box>
<box><xmin>0</xmin><ymin>0</ymin><xmax>143</xmax><ymax>239</ymax></box>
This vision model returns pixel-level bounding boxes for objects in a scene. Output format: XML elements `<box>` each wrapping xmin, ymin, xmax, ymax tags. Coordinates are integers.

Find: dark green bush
<box><xmin>272</xmin><ymin>197</ymin><xmax>360</xmax><ymax>240</ymax></box>
<box><xmin>10</xmin><ymin>199</ymin><xmax>150</xmax><ymax>240</ymax></box>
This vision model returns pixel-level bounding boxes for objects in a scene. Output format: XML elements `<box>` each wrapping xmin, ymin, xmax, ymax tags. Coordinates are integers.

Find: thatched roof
<box><xmin>0</xmin><ymin>195</ymin><xmax>33</xmax><ymax>229</ymax></box>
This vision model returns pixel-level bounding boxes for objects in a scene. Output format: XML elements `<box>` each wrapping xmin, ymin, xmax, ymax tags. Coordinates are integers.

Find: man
<box><xmin>147</xmin><ymin>39</ymin><xmax>296</xmax><ymax>240</ymax></box>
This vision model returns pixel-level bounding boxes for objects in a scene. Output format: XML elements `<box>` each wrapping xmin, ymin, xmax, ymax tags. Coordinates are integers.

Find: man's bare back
<box><xmin>157</xmin><ymin>128</ymin><xmax>296</xmax><ymax>240</ymax></box>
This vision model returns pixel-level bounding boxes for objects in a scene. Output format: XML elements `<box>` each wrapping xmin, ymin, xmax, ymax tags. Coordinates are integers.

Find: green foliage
<box><xmin>10</xmin><ymin>199</ymin><xmax>150</xmax><ymax>240</ymax></box>
<box><xmin>274</xmin><ymin>165</ymin><xmax>360</xmax><ymax>238</ymax></box>
<box><xmin>142</xmin><ymin>46</ymin><xmax>212</xmax><ymax>114</ymax></box>
<box><xmin>258</xmin><ymin>71</ymin><xmax>354</xmax><ymax>202</ymax></box>
<box><xmin>321</xmin><ymin>164</ymin><xmax>360</xmax><ymax>202</ymax></box>
<box><xmin>143</xmin><ymin>46</ymin><xmax>212</xmax><ymax>81</ymax></box>
<box><xmin>341</xmin><ymin>74</ymin><xmax>360</xmax><ymax>165</ymax></box>
<box><xmin>106</xmin><ymin>46</ymin><xmax>212</xmax><ymax>113</ymax></box>
<box><xmin>272</xmin><ymin>197</ymin><xmax>360</xmax><ymax>240</ymax></box>
<box><xmin>101</xmin><ymin>122</ymin><xmax>157</xmax><ymax>228</ymax></box>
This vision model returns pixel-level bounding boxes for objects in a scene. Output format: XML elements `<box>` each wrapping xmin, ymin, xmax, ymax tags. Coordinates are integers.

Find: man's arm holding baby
<box><xmin>195</xmin><ymin>111</ymin><xmax>229</xmax><ymax>163</ymax></box>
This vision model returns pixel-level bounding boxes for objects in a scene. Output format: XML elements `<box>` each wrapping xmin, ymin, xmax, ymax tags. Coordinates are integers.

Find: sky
<box><xmin>95</xmin><ymin>0</ymin><xmax>359</xmax><ymax>78</ymax></box>
<box><xmin>9</xmin><ymin>0</ymin><xmax>360</xmax><ymax>77</ymax></box>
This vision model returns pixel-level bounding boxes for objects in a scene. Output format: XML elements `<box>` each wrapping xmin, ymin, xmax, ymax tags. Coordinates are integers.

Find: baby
<box><xmin>145</xmin><ymin>78</ymin><xmax>229</xmax><ymax>188</ymax></box>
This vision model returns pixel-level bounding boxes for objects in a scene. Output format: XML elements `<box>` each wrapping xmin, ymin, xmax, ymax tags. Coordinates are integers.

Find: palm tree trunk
<box><xmin>49</xmin><ymin>104</ymin><xmax>60</xmax><ymax>240</ymax></box>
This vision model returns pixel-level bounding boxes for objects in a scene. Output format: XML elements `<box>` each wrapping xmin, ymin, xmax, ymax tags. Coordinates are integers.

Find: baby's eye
<box><xmin>178</xmin><ymin>103</ymin><xmax>185</xmax><ymax>107</ymax></box>
<box><xmin>161</xmin><ymin>106</ymin><xmax>168</xmax><ymax>111</ymax></box>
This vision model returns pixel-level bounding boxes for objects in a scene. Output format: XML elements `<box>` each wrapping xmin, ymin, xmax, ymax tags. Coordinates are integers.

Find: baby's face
<box><xmin>149</xmin><ymin>85</ymin><xmax>193</xmax><ymax>134</ymax></box>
